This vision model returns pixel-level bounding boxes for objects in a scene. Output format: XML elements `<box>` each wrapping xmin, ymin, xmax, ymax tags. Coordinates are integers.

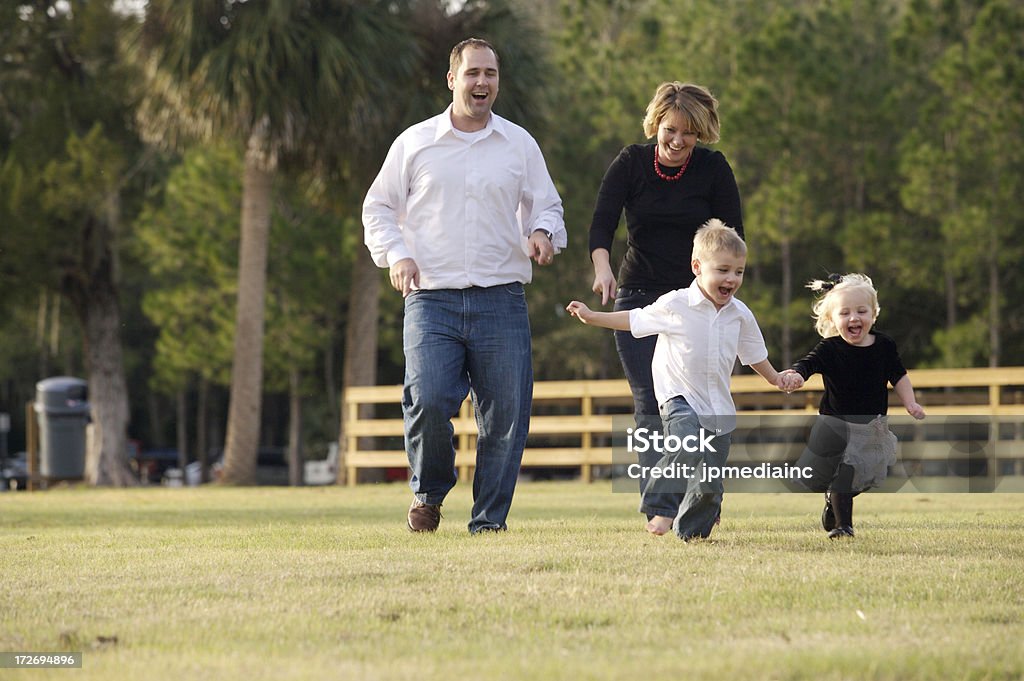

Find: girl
<box><xmin>779</xmin><ymin>274</ymin><xmax>925</xmax><ymax>539</ymax></box>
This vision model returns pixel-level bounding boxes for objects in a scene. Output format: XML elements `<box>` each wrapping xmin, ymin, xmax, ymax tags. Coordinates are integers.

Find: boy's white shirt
<box><xmin>628</xmin><ymin>280</ymin><xmax>768</xmax><ymax>434</ymax></box>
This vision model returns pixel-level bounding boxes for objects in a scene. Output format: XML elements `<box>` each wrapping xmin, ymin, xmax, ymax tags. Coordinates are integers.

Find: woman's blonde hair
<box><xmin>642</xmin><ymin>82</ymin><xmax>721</xmax><ymax>142</ymax></box>
<box><xmin>807</xmin><ymin>273</ymin><xmax>880</xmax><ymax>338</ymax></box>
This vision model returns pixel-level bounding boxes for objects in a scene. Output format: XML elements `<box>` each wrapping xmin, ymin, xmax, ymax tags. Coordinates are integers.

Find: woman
<box><xmin>588</xmin><ymin>82</ymin><xmax>743</xmax><ymax>504</ymax></box>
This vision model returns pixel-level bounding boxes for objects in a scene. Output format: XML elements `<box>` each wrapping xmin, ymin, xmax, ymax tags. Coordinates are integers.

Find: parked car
<box><xmin>134</xmin><ymin>447</ymin><xmax>180</xmax><ymax>484</ymax></box>
<box><xmin>1</xmin><ymin>451</ymin><xmax>29</xmax><ymax>491</ymax></box>
<box><xmin>205</xmin><ymin>447</ymin><xmax>291</xmax><ymax>486</ymax></box>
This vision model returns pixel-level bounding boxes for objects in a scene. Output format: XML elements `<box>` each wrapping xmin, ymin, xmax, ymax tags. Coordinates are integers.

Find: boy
<box><xmin>567</xmin><ymin>219</ymin><xmax>786</xmax><ymax>540</ymax></box>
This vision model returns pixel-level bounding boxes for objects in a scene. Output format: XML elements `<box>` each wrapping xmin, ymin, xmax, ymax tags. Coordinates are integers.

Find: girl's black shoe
<box><xmin>828</xmin><ymin>526</ymin><xmax>855</xmax><ymax>539</ymax></box>
<box><xmin>822</xmin><ymin>492</ymin><xmax>836</xmax><ymax>532</ymax></box>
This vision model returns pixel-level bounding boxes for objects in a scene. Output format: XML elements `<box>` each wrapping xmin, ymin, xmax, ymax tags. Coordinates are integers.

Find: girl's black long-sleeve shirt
<box><xmin>588</xmin><ymin>143</ymin><xmax>743</xmax><ymax>292</ymax></box>
<box><xmin>791</xmin><ymin>332</ymin><xmax>908</xmax><ymax>419</ymax></box>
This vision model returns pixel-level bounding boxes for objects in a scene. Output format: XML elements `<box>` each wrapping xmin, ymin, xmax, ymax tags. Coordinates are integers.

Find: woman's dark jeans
<box><xmin>613</xmin><ymin>287</ymin><xmax>669</xmax><ymax>499</ymax></box>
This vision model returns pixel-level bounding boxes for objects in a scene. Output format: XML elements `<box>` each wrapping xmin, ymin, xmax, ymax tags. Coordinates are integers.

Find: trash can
<box><xmin>34</xmin><ymin>377</ymin><xmax>90</xmax><ymax>479</ymax></box>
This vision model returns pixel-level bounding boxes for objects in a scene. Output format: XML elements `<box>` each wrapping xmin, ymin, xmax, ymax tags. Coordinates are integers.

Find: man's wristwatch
<box><xmin>534</xmin><ymin>229</ymin><xmax>553</xmax><ymax>241</ymax></box>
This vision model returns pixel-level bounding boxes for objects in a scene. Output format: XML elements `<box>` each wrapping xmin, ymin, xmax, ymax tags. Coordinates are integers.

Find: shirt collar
<box><xmin>687</xmin><ymin>279</ymin><xmax>735</xmax><ymax>311</ymax></box>
<box><xmin>434</xmin><ymin>104</ymin><xmax>508</xmax><ymax>142</ymax></box>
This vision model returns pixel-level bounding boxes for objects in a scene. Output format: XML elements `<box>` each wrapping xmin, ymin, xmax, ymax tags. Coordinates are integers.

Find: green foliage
<box><xmin>0</xmin><ymin>0</ymin><xmax>158</xmax><ymax>458</ymax></box>
<box><xmin>262</xmin><ymin>180</ymin><xmax>345</xmax><ymax>393</ymax></box>
<box><xmin>134</xmin><ymin>144</ymin><xmax>241</xmax><ymax>392</ymax></box>
<box><xmin>40</xmin><ymin>124</ymin><xmax>125</xmax><ymax>227</ymax></box>
<box><xmin>134</xmin><ymin>144</ymin><xmax>348</xmax><ymax>396</ymax></box>
<box><xmin>3</xmin><ymin>0</ymin><xmax>1024</xmax><ymax>453</ymax></box>
<box><xmin>891</xmin><ymin>0</ymin><xmax>1024</xmax><ymax>366</ymax></box>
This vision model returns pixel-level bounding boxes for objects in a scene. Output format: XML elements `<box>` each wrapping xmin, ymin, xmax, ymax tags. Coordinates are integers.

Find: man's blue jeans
<box><xmin>402</xmin><ymin>284</ymin><xmax>533</xmax><ymax>533</ymax></box>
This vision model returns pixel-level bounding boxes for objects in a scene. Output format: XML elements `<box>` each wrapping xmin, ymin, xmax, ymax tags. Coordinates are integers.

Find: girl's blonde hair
<box><xmin>807</xmin><ymin>273</ymin><xmax>880</xmax><ymax>338</ymax></box>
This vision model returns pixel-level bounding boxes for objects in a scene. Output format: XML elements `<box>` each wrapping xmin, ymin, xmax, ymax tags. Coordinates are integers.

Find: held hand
<box><xmin>777</xmin><ymin>370</ymin><xmax>804</xmax><ymax>393</ymax></box>
<box><xmin>591</xmin><ymin>267</ymin><xmax>617</xmax><ymax>306</ymax></box>
<box><xmin>565</xmin><ymin>300</ymin><xmax>592</xmax><ymax>323</ymax></box>
<box><xmin>389</xmin><ymin>258</ymin><xmax>420</xmax><ymax>298</ymax></box>
<box><xmin>529</xmin><ymin>230</ymin><xmax>555</xmax><ymax>266</ymax></box>
<box><xmin>906</xmin><ymin>402</ymin><xmax>926</xmax><ymax>420</ymax></box>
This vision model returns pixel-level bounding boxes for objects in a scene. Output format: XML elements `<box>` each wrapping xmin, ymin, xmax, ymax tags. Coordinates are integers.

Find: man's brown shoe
<box><xmin>407</xmin><ymin>500</ymin><xmax>442</xmax><ymax>532</ymax></box>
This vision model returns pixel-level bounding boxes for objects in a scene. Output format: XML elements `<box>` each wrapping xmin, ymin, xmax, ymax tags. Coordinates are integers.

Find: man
<box><xmin>363</xmin><ymin>38</ymin><xmax>565</xmax><ymax>533</ymax></box>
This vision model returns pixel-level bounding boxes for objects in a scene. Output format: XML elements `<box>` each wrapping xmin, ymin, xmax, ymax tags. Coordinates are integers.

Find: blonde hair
<box><xmin>692</xmin><ymin>219</ymin><xmax>746</xmax><ymax>262</ymax></box>
<box><xmin>642</xmin><ymin>82</ymin><xmax>721</xmax><ymax>142</ymax></box>
<box><xmin>807</xmin><ymin>273</ymin><xmax>880</xmax><ymax>338</ymax></box>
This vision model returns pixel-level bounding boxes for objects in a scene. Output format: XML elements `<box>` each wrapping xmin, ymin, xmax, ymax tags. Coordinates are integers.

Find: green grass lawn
<box><xmin>1</xmin><ymin>481</ymin><xmax>1023</xmax><ymax>680</ymax></box>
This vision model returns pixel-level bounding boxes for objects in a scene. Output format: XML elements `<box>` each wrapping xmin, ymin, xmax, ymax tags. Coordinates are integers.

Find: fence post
<box><xmin>581</xmin><ymin>387</ymin><xmax>593</xmax><ymax>483</ymax></box>
<box><xmin>458</xmin><ymin>399</ymin><xmax>473</xmax><ymax>483</ymax></box>
<box><xmin>346</xmin><ymin>396</ymin><xmax>359</xmax><ymax>487</ymax></box>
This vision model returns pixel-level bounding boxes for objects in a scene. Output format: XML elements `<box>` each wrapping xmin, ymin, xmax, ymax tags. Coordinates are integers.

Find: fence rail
<box><xmin>342</xmin><ymin>367</ymin><xmax>1024</xmax><ymax>485</ymax></box>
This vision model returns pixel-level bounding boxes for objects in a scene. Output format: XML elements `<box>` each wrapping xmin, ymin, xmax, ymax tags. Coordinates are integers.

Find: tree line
<box><xmin>0</xmin><ymin>0</ymin><xmax>1021</xmax><ymax>485</ymax></box>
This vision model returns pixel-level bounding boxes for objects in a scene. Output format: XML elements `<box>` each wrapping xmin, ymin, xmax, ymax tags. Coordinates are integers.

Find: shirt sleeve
<box><xmin>709</xmin><ymin>152</ymin><xmax>744</xmax><ymax>238</ymax></box>
<box><xmin>362</xmin><ymin>136</ymin><xmax>414</xmax><ymax>268</ymax></box>
<box><xmin>628</xmin><ymin>293</ymin><xmax>677</xmax><ymax>339</ymax></box>
<box><xmin>518</xmin><ymin>136</ymin><xmax>566</xmax><ymax>251</ymax></box>
<box><xmin>884</xmin><ymin>336</ymin><xmax>909</xmax><ymax>386</ymax></box>
<box><xmin>737</xmin><ymin>310</ymin><xmax>769</xmax><ymax>365</ymax></box>
<box><xmin>587</xmin><ymin>147</ymin><xmax>632</xmax><ymax>255</ymax></box>
<box><xmin>791</xmin><ymin>341</ymin><xmax>828</xmax><ymax>380</ymax></box>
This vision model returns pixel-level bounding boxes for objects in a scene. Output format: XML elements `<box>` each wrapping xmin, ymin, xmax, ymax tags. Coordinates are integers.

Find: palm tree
<box><xmin>134</xmin><ymin>0</ymin><xmax>415</xmax><ymax>483</ymax></box>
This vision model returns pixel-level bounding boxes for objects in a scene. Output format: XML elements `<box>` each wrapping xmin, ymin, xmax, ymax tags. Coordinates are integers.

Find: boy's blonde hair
<box><xmin>807</xmin><ymin>273</ymin><xmax>880</xmax><ymax>338</ymax></box>
<box><xmin>692</xmin><ymin>219</ymin><xmax>746</xmax><ymax>262</ymax></box>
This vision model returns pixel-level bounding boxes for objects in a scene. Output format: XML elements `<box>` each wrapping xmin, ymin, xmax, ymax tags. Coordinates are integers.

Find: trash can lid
<box><xmin>34</xmin><ymin>377</ymin><xmax>89</xmax><ymax>413</ymax></box>
<box><xmin>36</xmin><ymin>376</ymin><xmax>88</xmax><ymax>393</ymax></box>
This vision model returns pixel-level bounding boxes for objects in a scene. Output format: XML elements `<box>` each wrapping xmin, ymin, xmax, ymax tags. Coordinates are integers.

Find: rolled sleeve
<box><xmin>519</xmin><ymin>139</ymin><xmax>566</xmax><ymax>251</ymax></box>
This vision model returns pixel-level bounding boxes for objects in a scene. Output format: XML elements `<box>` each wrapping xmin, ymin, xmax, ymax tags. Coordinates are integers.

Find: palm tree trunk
<box><xmin>324</xmin><ymin>307</ymin><xmax>338</xmax><ymax>422</ymax></box>
<box><xmin>221</xmin><ymin>129</ymin><xmax>274</xmax><ymax>485</ymax></box>
<box><xmin>944</xmin><ymin>267</ymin><xmax>957</xmax><ymax>367</ymax></box>
<box><xmin>780</xmin><ymin>235</ymin><xmax>792</xmax><ymax>368</ymax></box>
<box><xmin>339</xmin><ymin>249</ymin><xmax>381</xmax><ymax>485</ymax></box>
<box><xmin>989</xmin><ymin>229</ymin><xmax>999</xmax><ymax>367</ymax></box>
<box><xmin>176</xmin><ymin>388</ymin><xmax>188</xmax><ymax>471</ymax></box>
<box><xmin>196</xmin><ymin>376</ymin><xmax>210</xmax><ymax>482</ymax></box>
<box><xmin>287</xmin><ymin>366</ymin><xmax>302</xmax><ymax>486</ymax></box>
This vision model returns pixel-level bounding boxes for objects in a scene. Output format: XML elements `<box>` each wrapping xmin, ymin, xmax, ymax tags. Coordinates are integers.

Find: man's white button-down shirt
<box><xmin>363</xmin><ymin>106</ymin><xmax>565</xmax><ymax>290</ymax></box>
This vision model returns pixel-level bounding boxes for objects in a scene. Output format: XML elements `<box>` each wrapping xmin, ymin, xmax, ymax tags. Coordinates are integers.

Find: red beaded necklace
<box><xmin>654</xmin><ymin>147</ymin><xmax>692</xmax><ymax>182</ymax></box>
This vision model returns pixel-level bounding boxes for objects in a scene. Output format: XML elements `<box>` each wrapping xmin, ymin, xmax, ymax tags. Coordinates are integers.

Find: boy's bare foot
<box><xmin>646</xmin><ymin>516</ymin><xmax>673</xmax><ymax>536</ymax></box>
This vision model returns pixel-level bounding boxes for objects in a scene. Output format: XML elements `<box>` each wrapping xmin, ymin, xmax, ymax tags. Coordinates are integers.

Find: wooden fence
<box><xmin>341</xmin><ymin>367</ymin><xmax>1024</xmax><ymax>485</ymax></box>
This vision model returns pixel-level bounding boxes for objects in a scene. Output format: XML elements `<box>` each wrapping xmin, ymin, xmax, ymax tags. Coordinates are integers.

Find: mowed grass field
<box><xmin>1</xmin><ymin>481</ymin><xmax>1023</xmax><ymax>681</ymax></box>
